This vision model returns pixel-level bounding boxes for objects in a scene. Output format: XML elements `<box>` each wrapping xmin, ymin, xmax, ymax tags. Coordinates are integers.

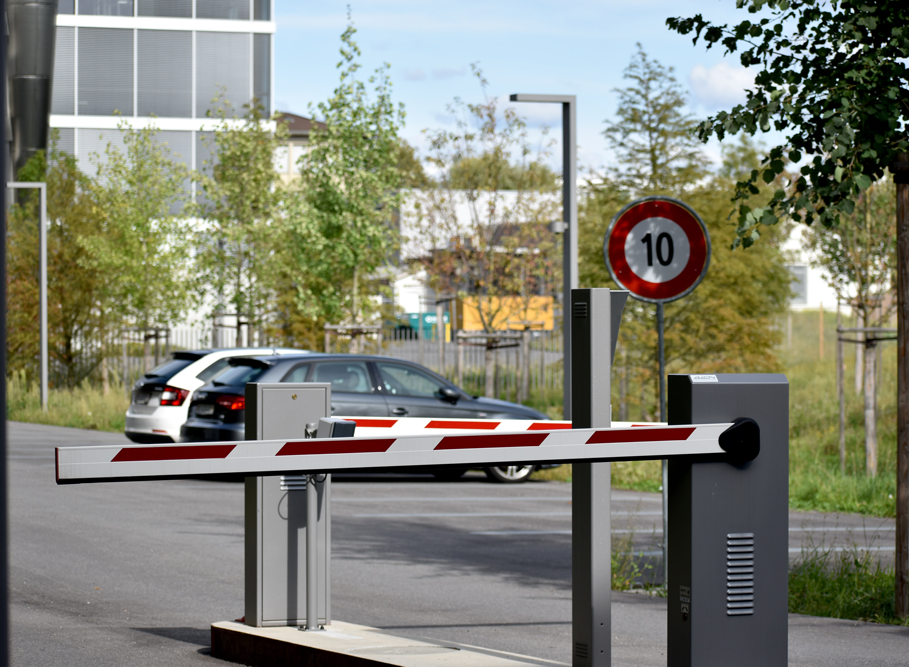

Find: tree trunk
<box><xmin>894</xmin><ymin>152</ymin><xmax>909</xmax><ymax>618</ymax></box>
<box><xmin>855</xmin><ymin>309</ymin><xmax>864</xmax><ymax>393</ymax></box>
<box><xmin>863</xmin><ymin>341</ymin><xmax>878</xmax><ymax>477</ymax></box>
<box><xmin>101</xmin><ymin>355</ymin><xmax>109</xmax><ymax>396</ymax></box>
<box><xmin>484</xmin><ymin>342</ymin><xmax>495</xmax><ymax>398</ymax></box>
<box><xmin>837</xmin><ymin>307</ymin><xmax>845</xmax><ymax>473</ymax></box>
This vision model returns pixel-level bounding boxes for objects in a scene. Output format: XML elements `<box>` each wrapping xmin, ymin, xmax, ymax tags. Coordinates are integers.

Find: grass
<box><xmin>6</xmin><ymin>371</ymin><xmax>129</xmax><ymax>432</ymax></box>
<box><xmin>789</xmin><ymin>544</ymin><xmax>909</xmax><ymax>626</ymax></box>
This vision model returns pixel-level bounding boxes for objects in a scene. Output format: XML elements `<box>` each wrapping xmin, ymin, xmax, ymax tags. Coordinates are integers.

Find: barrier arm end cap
<box><xmin>718</xmin><ymin>418</ymin><xmax>760</xmax><ymax>463</ymax></box>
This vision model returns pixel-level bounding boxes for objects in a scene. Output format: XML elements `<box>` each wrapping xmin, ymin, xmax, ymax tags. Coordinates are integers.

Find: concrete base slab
<box><xmin>211</xmin><ymin>620</ymin><xmax>548</xmax><ymax>667</ymax></box>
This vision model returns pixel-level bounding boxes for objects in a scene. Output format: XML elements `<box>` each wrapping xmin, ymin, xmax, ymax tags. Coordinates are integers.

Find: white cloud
<box><xmin>431</xmin><ymin>67</ymin><xmax>466</xmax><ymax>80</ymax></box>
<box><xmin>404</xmin><ymin>68</ymin><xmax>426</xmax><ymax>81</ymax></box>
<box><xmin>688</xmin><ymin>62</ymin><xmax>755</xmax><ymax>111</ymax></box>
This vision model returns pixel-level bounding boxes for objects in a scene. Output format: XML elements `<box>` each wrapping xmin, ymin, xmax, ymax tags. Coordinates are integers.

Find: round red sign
<box><xmin>604</xmin><ymin>196</ymin><xmax>711</xmax><ymax>303</ymax></box>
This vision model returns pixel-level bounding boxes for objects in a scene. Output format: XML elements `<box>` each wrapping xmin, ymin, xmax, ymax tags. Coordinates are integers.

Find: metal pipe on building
<box><xmin>7</xmin><ymin>0</ymin><xmax>57</xmax><ymax>179</ymax></box>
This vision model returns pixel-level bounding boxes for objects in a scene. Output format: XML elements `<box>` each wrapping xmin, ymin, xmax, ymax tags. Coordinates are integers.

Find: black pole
<box><xmin>657</xmin><ymin>300</ymin><xmax>668</xmax><ymax>584</ymax></box>
<box><xmin>2</xmin><ymin>0</ymin><xmax>11</xmax><ymax>661</ymax></box>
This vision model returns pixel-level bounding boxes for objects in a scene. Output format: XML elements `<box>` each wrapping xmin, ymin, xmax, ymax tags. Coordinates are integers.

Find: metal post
<box><xmin>509</xmin><ymin>94</ymin><xmax>577</xmax><ymax>419</ymax></box>
<box><xmin>437</xmin><ymin>299</ymin><xmax>445</xmax><ymax>373</ymax></box>
<box><xmin>570</xmin><ymin>288</ymin><xmax>627</xmax><ymax>667</ymax></box>
<box><xmin>7</xmin><ymin>182</ymin><xmax>48</xmax><ymax>411</ymax></box>
<box><xmin>306</xmin><ymin>474</ymin><xmax>319</xmax><ymax>631</ymax></box>
<box><xmin>896</xmin><ymin>152</ymin><xmax>909</xmax><ymax>618</ymax></box>
<box><xmin>657</xmin><ymin>300</ymin><xmax>668</xmax><ymax>578</ymax></box>
<box><xmin>837</xmin><ymin>307</ymin><xmax>845</xmax><ymax>473</ymax></box>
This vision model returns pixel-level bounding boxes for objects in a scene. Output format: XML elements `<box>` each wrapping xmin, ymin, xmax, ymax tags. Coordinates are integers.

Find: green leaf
<box><xmin>834</xmin><ymin>165</ymin><xmax>844</xmax><ymax>182</ymax></box>
<box><xmin>854</xmin><ymin>173</ymin><xmax>872</xmax><ymax>190</ymax></box>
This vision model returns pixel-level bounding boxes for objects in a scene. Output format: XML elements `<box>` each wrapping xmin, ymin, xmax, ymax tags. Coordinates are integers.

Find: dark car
<box><xmin>181</xmin><ymin>353</ymin><xmax>554</xmax><ymax>482</ymax></box>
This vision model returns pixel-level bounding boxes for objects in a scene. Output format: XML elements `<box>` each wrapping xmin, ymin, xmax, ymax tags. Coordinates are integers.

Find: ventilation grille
<box><xmin>573</xmin><ymin>302</ymin><xmax>588</xmax><ymax>319</ymax></box>
<box><xmin>280</xmin><ymin>475</ymin><xmax>308</xmax><ymax>492</ymax></box>
<box><xmin>574</xmin><ymin>642</ymin><xmax>589</xmax><ymax>660</ymax></box>
<box><xmin>726</xmin><ymin>532</ymin><xmax>755</xmax><ymax>616</ymax></box>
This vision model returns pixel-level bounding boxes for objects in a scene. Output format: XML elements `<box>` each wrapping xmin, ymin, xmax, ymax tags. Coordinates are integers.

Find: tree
<box><xmin>196</xmin><ymin>99</ymin><xmax>289</xmax><ymax>347</ymax></box>
<box><xmin>6</xmin><ymin>137</ymin><xmax>106</xmax><ymax>387</ymax></box>
<box><xmin>86</xmin><ymin>120</ymin><xmax>194</xmax><ymax>358</ymax></box>
<box><xmin>408</xmin><ymin>67</ymin><xmax>560</xmax><ymax>396</ymax></box>
<box><xmin>666</xmin><ymin>0</ymin><xmax>909</xmax><ymax>616</ymax></box>
<box><xmin>292</xmin><ymin>18</ymin><xmax>404</xmax><ymax>340</ymax></box>
<box><xmin>603</xmin><ymin>44</ymin><xmax>709</xmax><ymax>197</ymax></box>
<box><xmin>806</xmin><ymin>180</ymin><xmax>897</xmax><ymax>477</ymax></box>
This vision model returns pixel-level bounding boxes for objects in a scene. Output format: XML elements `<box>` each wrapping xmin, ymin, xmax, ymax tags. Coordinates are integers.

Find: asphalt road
<box><xmin>8</xmin><ymin>422</ymin><xmax>909</xmax><ymax>666</ymax></box>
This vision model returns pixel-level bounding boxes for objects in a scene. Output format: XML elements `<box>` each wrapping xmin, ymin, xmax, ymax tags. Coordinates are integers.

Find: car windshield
<box><xmin>211</xmin><ymin>364</ymin><xmax>268</xmax><ymax>387</ymax></box>
<box><xmin>143</xmin><ymin>358</ymin><xmax>194</xmax><ymax>380</ymax></box>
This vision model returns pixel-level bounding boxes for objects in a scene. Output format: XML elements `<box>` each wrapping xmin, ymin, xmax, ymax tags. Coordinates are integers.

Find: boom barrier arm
<box><xmin>55</xmin><ymin>419</ymin><xmax>759</xmax><ymax>485</ymax></box>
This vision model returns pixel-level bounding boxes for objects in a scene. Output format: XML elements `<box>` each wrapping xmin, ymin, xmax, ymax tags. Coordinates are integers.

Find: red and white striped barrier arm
<box><xmin>338</xmin><ymin>417</ymin><xmax>656</xmax><ymax>437</ymax></box>
<box><xmin>55</xmin><ymin>421</ymin><xmax>757</xmax><ymax>485</ymax></box>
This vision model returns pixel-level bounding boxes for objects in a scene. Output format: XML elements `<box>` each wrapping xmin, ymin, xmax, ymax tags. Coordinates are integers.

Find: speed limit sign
<box><xmin>604</xmin><ymin>196</ymin><xmax>711</xmax><ymax>303</ymax></box>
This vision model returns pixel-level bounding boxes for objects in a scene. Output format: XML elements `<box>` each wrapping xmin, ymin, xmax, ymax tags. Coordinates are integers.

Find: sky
<box><xmin>273</xmin><ymin>0</ymin><xmax>773</xmax><ymax>174</ymax></box>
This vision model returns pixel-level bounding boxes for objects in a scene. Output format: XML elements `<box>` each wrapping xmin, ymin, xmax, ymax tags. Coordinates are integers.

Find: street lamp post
<box><xmin>7</xmin><ymin>182</ymin><xmax>48</xmax><ymax>411</ymax></box>
<box><xmin>513</xmin><ymin>95</ymin><xmax>614</xmax><ymax>667</ymax></box>
<box><xmin>509</xmin><ymin>94</ymin><xmax>576</xmax><ymax>420</ymax></box>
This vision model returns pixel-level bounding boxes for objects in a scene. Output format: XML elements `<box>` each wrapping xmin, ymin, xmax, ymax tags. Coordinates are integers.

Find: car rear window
<box><xmin>196</xmin><ymin>357</ymin><xmax>231</xmax><ymax>383</ymax></box>
<box><xmin>143</xmin><ymin>358</ymin><xmax>194</xmax><ymax>380</ymax></box>
<box><xmin>211</xmin><ymin>364</ymin><xmax>268</xmax><ymax>387</ymax></box>
<box><xmin>311</xmin><ymin>361</ymin><xmax>373</xmax><ymax>393</ymax></box>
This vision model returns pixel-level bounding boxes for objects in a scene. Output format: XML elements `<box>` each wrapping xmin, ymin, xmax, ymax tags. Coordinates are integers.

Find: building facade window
<box><xmin>52</xmin><ymin>27</ymin><xmax>75</xmax><ymax>115</ymax></box>
<box><xmin>138</xmin><ymin>30</ymin><xmax>192</xmax><ymax>117</ymax></box>
<box><xmin>137</xmin><ymin>0</ymin><xmax>192</xmax><ymax>17</ymax></box>
<box><xmin>58</xmin><ymin>0</ymin><xmax>75</xmax><ymax>15</ymax></box>
<box><xmin>79</xmin><ymin>0</ymin><xmax>135</xmax><ymax>16</ymax></box>
<box><xmin>78</xmin><ymin>27</ymin><xmax>134</xmax><ymax>116</ymax></box>
<box><xmin>253</xmin><ymin>33</ymin><xmax>270</xmax><ymax>113</ymax></box>
<box><xmin>196</xmin><ymin>0</ymin><xmax>249</xmax><ymax>20</ymax></box>
<box><xmin>196</xmin><ymin>31</ymin><xmax>250</xmax><ymax>117</ymax></box>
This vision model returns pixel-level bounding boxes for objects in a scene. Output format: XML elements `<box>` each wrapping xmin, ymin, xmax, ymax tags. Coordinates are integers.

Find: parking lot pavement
<box><xmin>7</xmin><ymin>422</ymin><xmax>909</xmax><ymax>666</ymax></box>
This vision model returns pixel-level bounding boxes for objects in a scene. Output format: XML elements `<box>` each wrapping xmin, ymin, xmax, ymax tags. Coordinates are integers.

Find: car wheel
<box><xmin>484</xmin><ymin>465</ymin><xmax>535</xmax><ymax>484</ymax></box>
<box><xmin>433</xmin><ymin>468</ymin><xmax>468</xmax><ymax>482</ymax></box>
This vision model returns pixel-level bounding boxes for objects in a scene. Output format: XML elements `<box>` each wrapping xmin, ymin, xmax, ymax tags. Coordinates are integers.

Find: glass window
<box><xmin>58</xmin><ymin>0</ymin><xmax>75</xmax><ymax>17</ymax></box>
<box><xmin>281</xmin><ymin>363</ymin><xmax>311</xmax><ymax>383</ymax></box>
<box><xmin>311</xmin><ymin>362</ymin><xmax>373</xmax><ymax>394</ymax></box>
<box><xmin>138</xmin><ymin>30</ymin><xmax>192</xmax><ymax>117</ymax></box>
<box><xmin>52</xmin><ymin>27</ymin><xmax>75</xmax><ymax>115</ymax></box>
<box><xmin>78</xmin><ymin>27</ymin><xmax>133</xmax><ymax>116</ymax></box>
<box><xmin>144</xmin><ymin>358</ymin><xmax>193</xmax><ymax>380</ymax></box>
<box><xmin>253</xmin><ymin>0</ymin><xmax>270</xmax><ymax>20</ymax></box>
<box><xmin>196</xmin><ymin>0</ymin><xmax>249</xmax><ymax>20</ymax></box>
<box><xmin>196</xmin><ymin>358</ymin><xmax>231</xmax><ymax>383</ymax></box>
<box><xmin>137</xmin><ymin>0</ymin><xmax>191</xmax><ymax>17</ymax></box>
<box><xmin>196</xmin><ymin>31</ymin><xmax>250</xmax><ymax>118</ymax></box>
<box><xmin>253</xmin><ymin>33</ymin><xmax>271</xmax><ymax>115</ymax></box>
<box><xmin>377</xmin><ymin>362</ymin><xmax>446</xmax><ymax>399</ymax></box>
<box><xmin>787</xmin><ymin>265</ymin><xmax>808</xmax><ymax>305</ymax></box>
<box><xmin>211</xmin><ymin>364</ymin><xmax>268</xmax><ymax>387</ymax></box>
<box><xmin>79</xmin><ymin>0</ymin><xmax>134</xmax><ymax>16</ymax></box>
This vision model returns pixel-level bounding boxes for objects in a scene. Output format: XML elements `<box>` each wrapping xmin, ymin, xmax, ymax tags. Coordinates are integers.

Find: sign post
<box><xmin>604</xmin><ymin>196</ymin><xmax>711</xmax><ymax>582</ymax></box>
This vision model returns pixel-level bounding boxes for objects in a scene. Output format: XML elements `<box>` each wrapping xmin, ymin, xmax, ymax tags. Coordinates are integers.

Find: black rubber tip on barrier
<box><xmin>718</xmin><ymin>418</ymin><xmax>760</xmax><ymax>463</ymax></box>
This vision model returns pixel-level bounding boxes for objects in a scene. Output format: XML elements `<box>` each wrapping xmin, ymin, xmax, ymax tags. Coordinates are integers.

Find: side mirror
<box><xmin>439</xmin><ymin>387</ymin><xmax>460</xmax><ymax>404</ymax></box>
